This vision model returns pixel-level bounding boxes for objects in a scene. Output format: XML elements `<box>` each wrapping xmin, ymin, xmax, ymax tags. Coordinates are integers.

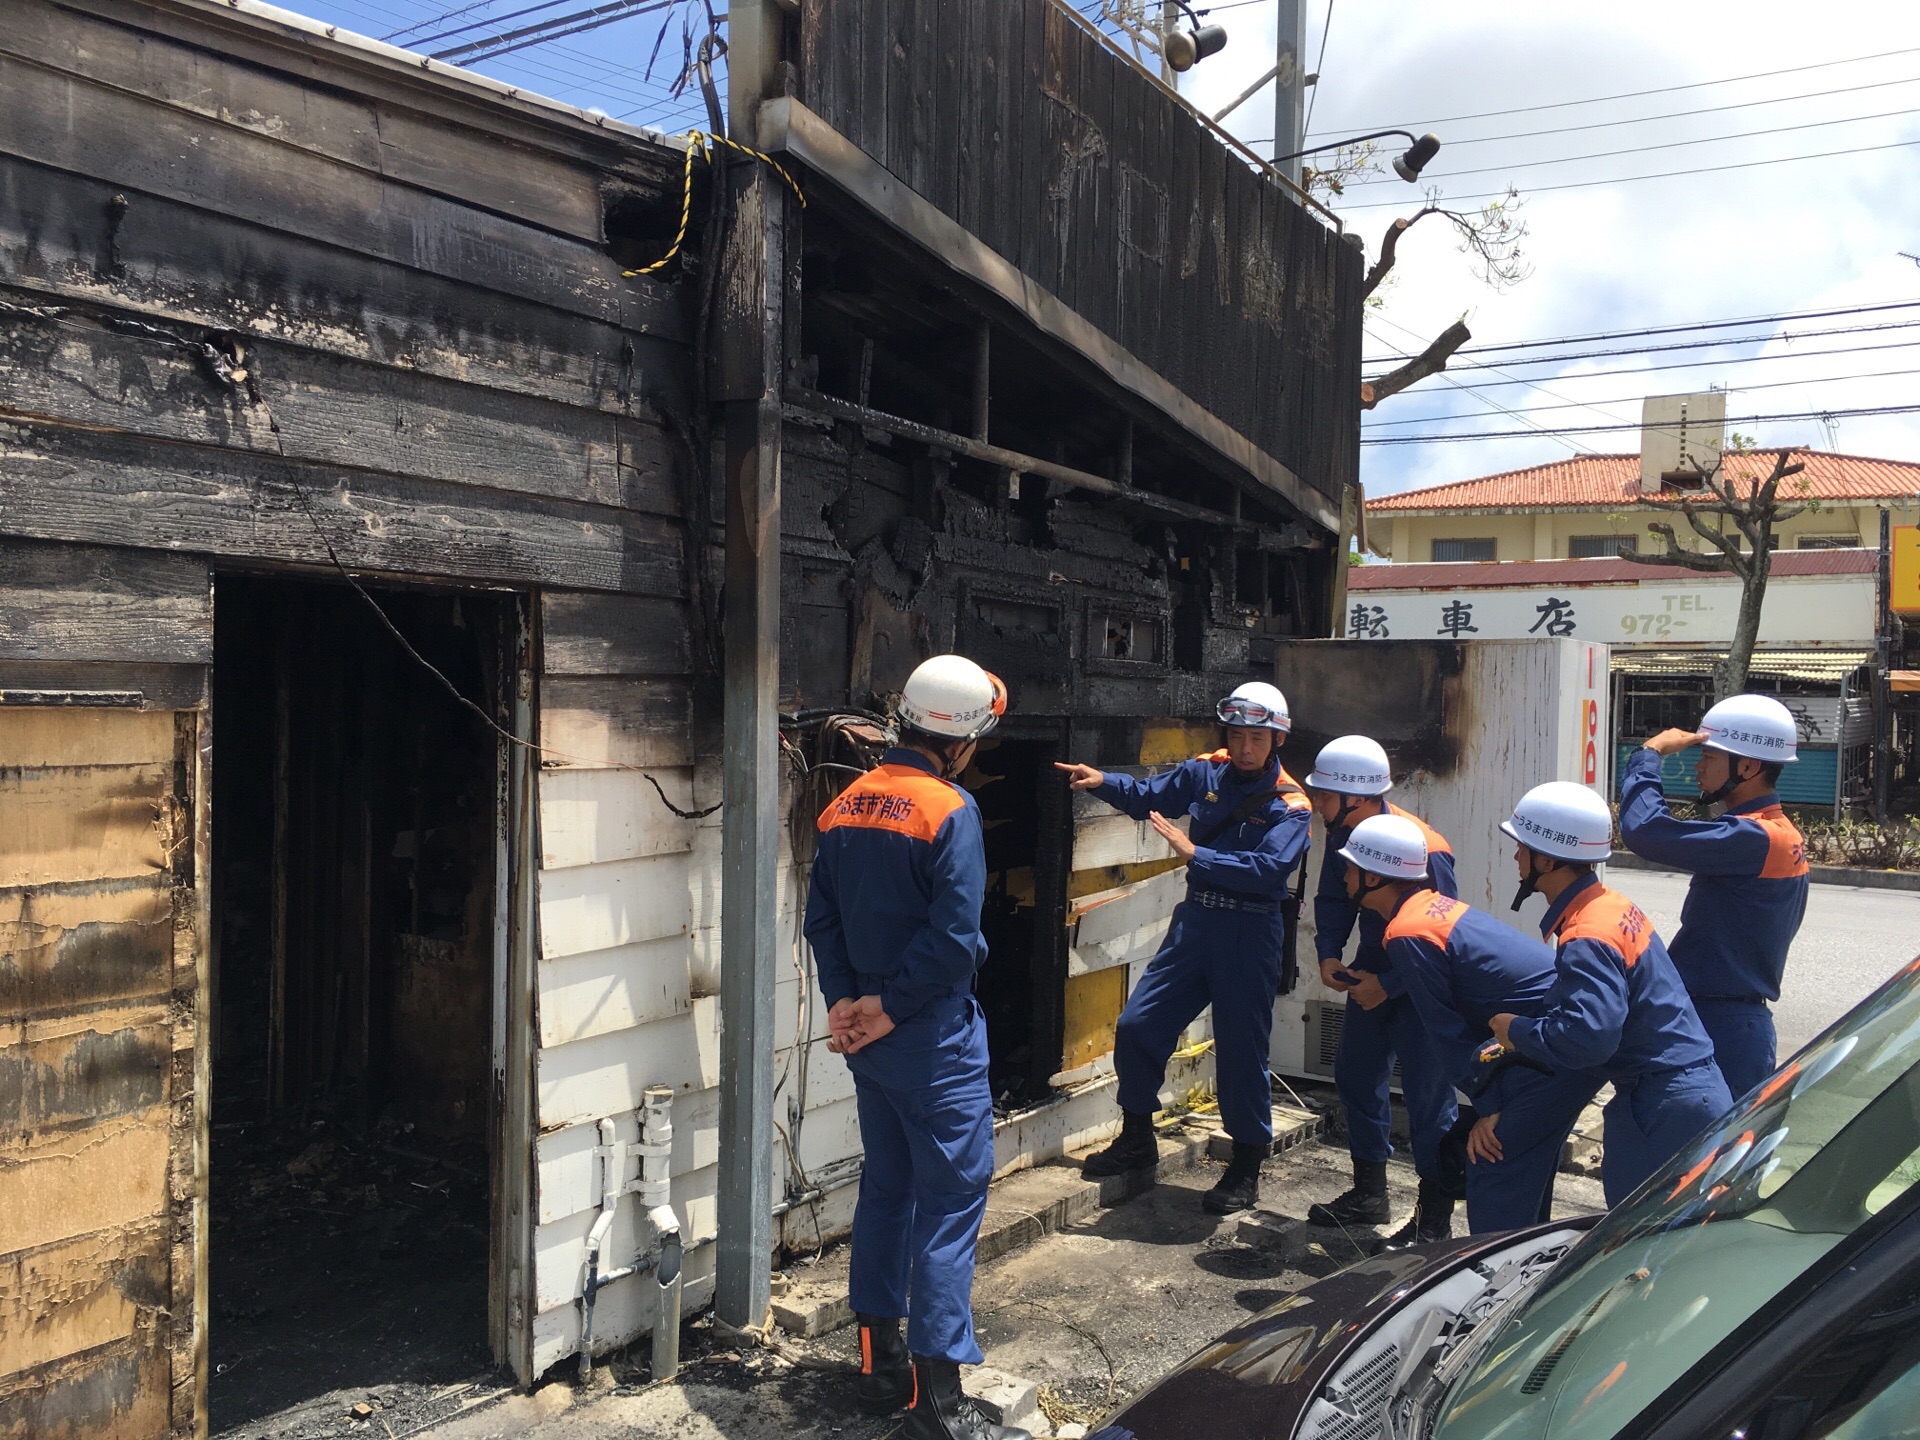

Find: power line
<box><xmin>1307</xmin><ymin>43</ymin><xmax>1920</xmax><ymax>136</ymax></box>
<box><xmin>1303</xmin><ymin>1</ymin><xmax>1335</xmax><ymax>137</ymax></box>
<box><xmin>1367</xmin><ymin>317</ymin><xmax>1607</xmax><ymax>455</ymax></box>
<box><xmin>1412</xmin><ymin>336</ymin><xmax>1920</xmax><ymax>390</ymax></box>
<box><xmin>1338</xmin><ymin>102</ymin><xmax>1920</xmax><ymax>189</ymax></box>
<box><xmin>1338</xmin><ymin>137</ymin><xmax>1920</xmax><ymax>210</ymax></box>
<box><xmin>1418</xmin><ymin>319</ymin><xmax>1920</xmax><ymax>374</ymax></box>
<box><xmin>1363</xmin><ymin>365</ymin><xmax>1920</xmax><ymax>428</ymax></box>
<box><xmin>1360</xmin><ymin>402</ymin><xmax>1920</xmax><ymax>445</ymax></box>
<box><xmin>1248</xmin><ymin>73</ymin><xmax>1920</xmax><ymax>149</ymax></box>
<box><xmin>1362</xmin><ymin>299</ymin><xmax>1920</xmax><ymax>364</ymax></box>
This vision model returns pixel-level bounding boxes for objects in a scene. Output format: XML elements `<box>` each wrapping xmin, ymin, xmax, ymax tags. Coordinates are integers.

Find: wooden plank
<box><xmin>536</xmin><ymin>937</ymin><xmax>693</xmax><ymax>1048</ymax></box>
<box><xmin>1060</xmin><ymin>964</ymin><xmax>1126</xmax><ymax>1070</ymax></box>
<box><xmin>0</xmin><ymin>308</ymin><xmax>681</xmax><ymax>516</ymax></box>
<box><xmin>0</xmin><ymin>56</ymin><xmax>635</xmax><ymax>327</ymax></box>
<box><xmin>538</xmin><ymin>766</ymin><xmax>696</xmax><ymax>869</ymax></box>
<box><xmin>538</xmin><ymin>677</ymin><xmax>693</xmax><ymax>770</ymax></box>
<box><xmin>535</xmin><ymin>995</ymin><xmax>719</xmax><ymax>1131</ymax></box>
<box><xmin>0</xmin><ymin>707</ymin><xmax>176</xmax><ymax>768</ymax></box>
<box><xmin>1069</xmin><ymin>866</ymin><xmax>1187</xmax><ymax>947</ymax></box>
<box><xmin>0</xmin><ymin>159</ymin><xmax>686</xmax><ymax>411</ymax></box>
<box><xmin>931</xmin><ymin>0</ymin><xmax>969</xmax><ymax>228</ymax></box>
<box><xmin>0</xmin><ymin>1012</ymin><xmax>171</xmax><ymax>1138</ymax></box>
<box><xmin>534</xmin><ymin>1162</ymin><xmax>719</xmax><ymax>1311</ymax></box>
<box><xmin>0</xmin><ymin>1</ymin><xmax>610</xmax><ymax>242</ymax></box>
<box><xmin>1070</xmin><ymin>809</ymin><xmax>1188</xmax><ymax>871</ymax></box>
<box><xmin>0</xmin><ymin>661</ymin><xmax>206</xmax><ymax>712</ymax></box>
<box><xmin>537</xmin><ymin>853</ymin><xmax>692</xmax><ymax>962</ymax></box>
<box><xmin>530</xmin><ymin>1242</ymin><xmax>717</xmax><ymax>1372</ymax></box>
<box><xmin>0</xmin><ymin>763</ymin><xmax>169</xmax><ymax>890</ymax></box>
<box><xmin>0</xmin><ymin>1108</ymin><xmax>171</xmax><ymax>1256</ymax></box>
<box><xmin>1068</xmin><ymin>912</ymin><xmax>1170</xmax><ymax>977</ymax></box>
<box><xmin>0</xmin><ymin>1217</ymin><xmax>168</xmax><ymax>1380</ymax></box>
<box><xmin>0</xmin><ymin>1333</ymin><xmax>171</xmax><ymax>1440</ymax></box>
<box><xmin>0</xmin><ymin>880</ymin><xmax>173</xmax><ymax>1017</ymax></box>
<box><xmin>0</xmin><ymin>428</ymin><xmax>684</xmax><ymax>597</ymax></box>
<box><xmin>0</xmin><ymin>541</ymin><xmax>210</xmax><ymax>667</ymax></box>
<box><xmin>539</xmin><ymin>594</ymin><xmax>690</xmax><ymax>677</ymax></box>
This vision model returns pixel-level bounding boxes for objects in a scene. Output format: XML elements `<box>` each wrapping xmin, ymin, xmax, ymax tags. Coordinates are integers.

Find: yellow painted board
<box><xmin>1894</xmin><ymin>525</ymin><xmax>1920</xmax><ymax>614</ymax></box>
<box><xmin>1060</xmin><ymin>966</ymin><xmax>1128</xmax><ymax>1071</ymax></box>
<box><xmin>1139</xmin><ymin>719</ymin><xmax>1218</xmax><ymax>765</ymax></box>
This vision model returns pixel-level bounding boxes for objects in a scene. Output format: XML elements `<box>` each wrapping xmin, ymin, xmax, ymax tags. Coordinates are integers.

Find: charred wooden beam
<box><xmin>784</xmin><ymin>385</ymin><xmax>1321</xmax><ymax>545</ymax></box>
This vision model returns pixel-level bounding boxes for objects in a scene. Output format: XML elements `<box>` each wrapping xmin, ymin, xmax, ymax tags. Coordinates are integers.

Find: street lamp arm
<box><xmin>1270</xmin><ymin>130</ymin><xmax>1417</xmax><ymax>164</ymax></box>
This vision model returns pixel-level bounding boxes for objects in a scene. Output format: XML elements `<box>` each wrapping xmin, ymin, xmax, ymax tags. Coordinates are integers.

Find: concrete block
<box><xmin>1205</xmin><ymin>1104</ymin><xmax>1323</xmax><ymax>1161</ymax></box>
<box><xmin>968</xmin><ymin>1367</ymin><xmax>1042</xmax><ymax>1435</ymax></box>
<box><xmin>1234</xmin><ymin>1208</ymin><xmax>1310</xmax><ymax>1258</ymax></box>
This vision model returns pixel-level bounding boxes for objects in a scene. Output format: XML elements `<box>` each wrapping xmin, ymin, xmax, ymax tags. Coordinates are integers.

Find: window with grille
<box><xmin>1431</xmin><ymin>537</ymin><xmax>1496</xmax><ymax>562</ymax></box>
<box><xmin>1569</xmin><ymin>534</ymin><xmax>1638</xmax><ymax>558</ymax></box>
<box><xmin>1797</xmin><ymin>535</ymin><xmax>1859</xmax><ymax>549</ymax></box>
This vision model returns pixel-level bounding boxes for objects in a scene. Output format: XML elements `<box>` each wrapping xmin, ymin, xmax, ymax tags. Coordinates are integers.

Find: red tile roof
<box><xmin>1367</xmin><ymin>449</ymin><xmax>1920</xmax><ymax>513</ymax></box>
<box><xmin>1348</xmin><ymin>548</ymin><xmax>1877</xmax><ymax>591</ymax></box>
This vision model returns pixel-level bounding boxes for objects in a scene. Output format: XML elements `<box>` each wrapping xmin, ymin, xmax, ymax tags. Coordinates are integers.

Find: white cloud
<box><xmin>1179</xmin><ymin>0</ymin><xmax>1920</xmax><ymax>496</ymax></box>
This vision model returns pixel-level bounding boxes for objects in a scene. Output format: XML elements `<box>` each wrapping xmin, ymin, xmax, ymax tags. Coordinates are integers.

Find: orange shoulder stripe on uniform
<box><xmin>1387</xmin><ymin>802</ymin><xmax>1453</xmax><ymax>856</ymax></box>
<box><xmin>1553</xmin><ymin>885</ymin><xmax>1654</xmax><ymax>968</ymax></box>
<box><xmin>817</xmin><ymin>764</ymin><xmax>966</xmax><ymax>843</ymax></box>
<box><xmin>1384</xmin><ymin>889</ymin><xmax>1468</xmax><ymax>947</ymax></box>
<box><xmin>1750</xmin><ymin>806</ymin><xmax>1811</xmax><ymax>880</ymax></box>
<box><xmin>1275</xmin><ymin>765</ymin><xmax>1312</xmax><ymax>811</ymax></box>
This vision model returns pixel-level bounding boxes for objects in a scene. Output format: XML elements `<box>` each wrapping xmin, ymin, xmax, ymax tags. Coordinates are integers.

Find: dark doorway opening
<box><xmin>208</xmin><ymin>575</ymin><xmax>514</xmax><ymax>1433</ymax></box>
<box><xmin>965</xmin><ymin>731</ymin><xmax>1070</xmax><ymax>1109</ymax></box>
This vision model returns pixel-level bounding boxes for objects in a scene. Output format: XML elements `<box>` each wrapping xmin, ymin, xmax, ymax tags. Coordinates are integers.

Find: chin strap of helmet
<box><xmin>1695</xmin><ymin>754</ymin><xmax>1754</xmax><ymax>810</ymax></box>
<box><xmin>1511</xmin><ymin>852</ymin><xmax>1553</xmax><ymax>912</ymax></box>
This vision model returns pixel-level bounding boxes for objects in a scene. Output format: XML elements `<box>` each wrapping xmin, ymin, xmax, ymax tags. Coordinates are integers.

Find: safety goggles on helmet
<box><xmin>1218</xmin><ymin>697</ymin><xmax>1283</xmax><ymax>727</ymax></box>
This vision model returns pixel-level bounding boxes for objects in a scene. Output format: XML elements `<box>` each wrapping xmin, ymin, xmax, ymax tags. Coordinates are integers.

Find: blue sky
<box><xmin>261</xmin><ymin>0</ymin><xmax>1920</xmax><ymax>500</ymax></box>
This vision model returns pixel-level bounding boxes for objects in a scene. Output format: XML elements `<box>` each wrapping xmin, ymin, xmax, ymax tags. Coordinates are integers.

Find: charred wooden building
<box><xmin>0</xmin><ymin>0</ymin><xmax>1361</xmax><ymax>1432</ymax></box>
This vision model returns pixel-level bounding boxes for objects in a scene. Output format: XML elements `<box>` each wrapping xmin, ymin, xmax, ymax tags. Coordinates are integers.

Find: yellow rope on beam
<box><xmin>621</xmin><ymin>130</ymin><xmax>807</xmax><ymax>279</ymax></box>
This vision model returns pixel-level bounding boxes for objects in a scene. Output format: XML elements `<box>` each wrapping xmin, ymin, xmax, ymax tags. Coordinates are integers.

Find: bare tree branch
<box><xmin>1637</xmin><ymin>523</ymin><xmax>1730</xmax><ymax>572</ymax></box>
<box><xmin>1359</xmin><ymin>189</ymin><xmax>1531</xmax><ymax>301</ymax></box>
<box><xmin>1361</xmin><ymin>319</ymin><xmax>1471</xmax><ymax>408</ymax></box>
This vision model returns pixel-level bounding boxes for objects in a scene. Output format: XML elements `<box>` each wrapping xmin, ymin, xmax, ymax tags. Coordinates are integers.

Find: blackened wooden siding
<box><xmin>798</xmin><ymin>0</ymin><xmax>1363</xmax><ymax>510</ymax></box>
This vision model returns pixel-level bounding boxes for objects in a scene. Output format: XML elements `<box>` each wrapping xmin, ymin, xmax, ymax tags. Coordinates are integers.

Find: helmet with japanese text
<box><xmin>1338</xmin><ymin>814</ymin><xmax>1429</xmax><ymax>881</ymax></box>
<box><xmin>1501</xmin><ymin>781</ymin><xmax>1613</xmax><ymax>863</ymax></box>
<box><xmin>1217</xmin><ymin>681</ymin><xmax>1291</xmax><ymax>734</ymax></box>
<box><xmin>1699</xmin><ymin>694</ymin><xmax>1799</xmax><ymax>764</ymax></box>
<box><xmin>898</xmin><ymin>654</ymin><xmax>1007</xmax><ymax>741</ymax></box>
<box><xmin>1307</xmin><ymin>735</ymin><xmax>1394</xmax><ymax>797</ymax></box>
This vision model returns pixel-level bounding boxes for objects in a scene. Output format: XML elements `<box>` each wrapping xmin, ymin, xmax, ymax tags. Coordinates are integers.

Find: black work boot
<box><xmin>902</xmin><ymin>1355</ymin><xmax>1033</xmax><ymax>1440</ymax></box>
<box><xmin>855</xmin><ymin>1313</ymin><xmax>913</xmax><ymax>1415</ymax></box>
<box><xmin>1307</xmin><ymin>1158</ymin><xmax>1392</xmax><ymax>1227</ymax></box>
<box><xmin>1203</xmin><ymin>1141</ymin><xmax>1267</xmax><ymax>1215</ymax></box>
<box><xmin>1081</xmin><ymin>1110</ymin><xmax>1158</xmax><ymax>1178</ymax></box>
<box><xmin>1370</xmin><ymin>1179</ymin><xmax>1457</xmax><ymax>1254</ymax></box>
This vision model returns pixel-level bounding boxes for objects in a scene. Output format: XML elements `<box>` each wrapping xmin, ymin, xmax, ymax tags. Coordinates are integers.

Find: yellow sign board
<box><xmin>1895</xmin><ymin>526</ymin><xmax>1920</xmax><ymax>615</ymax></box>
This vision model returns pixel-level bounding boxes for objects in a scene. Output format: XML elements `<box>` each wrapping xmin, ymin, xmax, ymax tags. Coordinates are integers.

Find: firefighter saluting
<box><xmin>1058</xmin><ymin>682</ymin><xmax>1312</xmax><ymax>1215</ymax></box>
<box><xmin>803</xmin><ymin>654</ymin><xmax>1029</xmax><ymax>1440</ymax></box>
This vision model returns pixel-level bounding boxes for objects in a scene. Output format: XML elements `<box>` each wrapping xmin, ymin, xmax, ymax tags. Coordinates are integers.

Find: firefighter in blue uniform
<box><xmin>1337</xmin><ymin>813</ymin><xmax>1570</xmax><ymax>1235</ymax></box>
<box><xmin>1056</xmin><ymin>681</ymin><xmax>1311</xmax><ymax>1215</ymax></box>
<box><xmin>1619</xmin><ymin>694</ymin><xmax>1811</xmax><ymax>1099</ymax></box>
<box><xmin>804</xmin><ymin>654</ymin><xmax>1029</xmax><ymax>1440</ymax></box>
<box><xmin>1302</xmin><ymin>737</ymin><xmax>1464</xmax><ymax>1249</ymax></box>
<box><xmin>1484</xmin><ymin>782</ymin><xmax>1734</xmax><ymax>1207</ymax></box>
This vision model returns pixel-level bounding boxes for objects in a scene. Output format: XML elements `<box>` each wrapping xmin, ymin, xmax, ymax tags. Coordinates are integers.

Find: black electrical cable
<box><xmin>1373</xmin><ymin>318</ymin><xmax>1920</xmax><ymax>376</ymax></box>
<box><xmin>1404</xmin><ymin>337</ymin><xmax>1920</xmax><ymax>391</ymax></box>
<box><xmin>1359</xmin><ymin>401</ymin><xmax>1920</xmax><ymax>445</ymax></box>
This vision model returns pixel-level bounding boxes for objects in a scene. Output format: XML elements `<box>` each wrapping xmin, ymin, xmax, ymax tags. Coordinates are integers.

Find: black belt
<box><xmin>1188</xmin><ymin>888</ymin><xmax>1273</xmax><ymax>915</ymax></box>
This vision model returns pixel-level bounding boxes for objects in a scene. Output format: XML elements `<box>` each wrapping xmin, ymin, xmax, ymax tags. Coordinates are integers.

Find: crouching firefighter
<box><xmin>1619</xmin><ymin>694</ymin><xmax>1811</xmax><ymax>1100</ymax></box>
<box><xmin>1484</xmin><ymin>783</ymin><xmax>1734</xmax><ymax>1208</ymax></box>
<box><xmin>1057</xmin><ymin>682</ymin><xmax>1312</xmax><ymax>1215</ymax></box>
<box><xmin>802</xmin><ymin>654</ymin><xmax>1030</xmax><ymax>1440</ymax></box>
<box><xmin>1337</xmin><ymin>814</ymin><xmax>1567</xmax><ymax>1237</ymax></box>
<box><xmin>1302</xmin><ymin>737</ymin><xmax>1463</xmax><ymax>1248</ymax></box>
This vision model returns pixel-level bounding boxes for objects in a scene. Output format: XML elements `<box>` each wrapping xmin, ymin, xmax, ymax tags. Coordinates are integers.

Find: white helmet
<box><xmin>1501</xmin><ymin>781</ymin><xmax>1613</xmax><ymax>863</ymax></box>
<box><xmin>1308</xmin><ymin>735</ymin><xmax>1394</xmax><ymax>796</ymax></box>
<box><xmin>898</xmin><ymin>655</ymin><xmax>1007</xmax><ymax>741</ymax></box>
<box><xmin>1218</xmin><ymin>681</ymin><xmax>1291</xmax><ymax>734</ymax></box>
<box><xmin>1339</xmin><ymin>814</ymin><xmax>1430</xmax><ymax>881</ymax></box>
<box><xmin>1700</xmin><ymin>694</ymin><xmax>1799</xmax><ymax>764</ymax></box>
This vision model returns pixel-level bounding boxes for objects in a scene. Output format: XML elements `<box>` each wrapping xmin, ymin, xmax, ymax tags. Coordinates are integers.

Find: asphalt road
<box><xmin>1612</xmin><ymin>869</ymin><xmax>1919</xmax><ymax>1059</ymax></box>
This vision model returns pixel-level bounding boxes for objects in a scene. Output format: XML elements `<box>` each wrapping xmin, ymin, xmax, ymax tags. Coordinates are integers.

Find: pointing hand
<box><xmin>1054</xmin><ymin>762</ymin><xmax>1106</xmax><ymax>791</ymax></box>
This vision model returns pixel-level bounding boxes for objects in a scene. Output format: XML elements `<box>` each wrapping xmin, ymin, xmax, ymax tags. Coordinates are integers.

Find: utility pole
<box><xmin>714</xmin><ymin>0</ymin><xmax>784</xmax><ymax>1333</ymax></box>
<box><xmin>1272</xmin><ymin>0</ymin><xmax>1306</xmax><ymax>187</ymax></box>
<box><xmin>1876</xmin><ymin>506</ymin><xmax>1894</xmax><ymax>820</ymax></box>
<box><xmin>1159</xmin><ymin>2</ymin><xmax>1177</xmax><ymax>83</ymax></box>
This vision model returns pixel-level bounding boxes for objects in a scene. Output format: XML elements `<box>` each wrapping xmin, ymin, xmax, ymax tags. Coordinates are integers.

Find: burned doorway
<box><xmin>207</xmin><ymin>575</ymin><xmax>516</xmax><ymax>1432</ymax></box>
<box><xmin>963</xmin><ymin>728</ymin><xmax>1070</xmax><ymax>1110</ymax></box>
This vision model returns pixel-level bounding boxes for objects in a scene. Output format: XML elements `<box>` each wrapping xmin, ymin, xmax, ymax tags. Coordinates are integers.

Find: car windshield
<box><xmin>1431</xmin><ymin>956</ymin><xmax>1920</xmax><ymax>1440</ymax></box>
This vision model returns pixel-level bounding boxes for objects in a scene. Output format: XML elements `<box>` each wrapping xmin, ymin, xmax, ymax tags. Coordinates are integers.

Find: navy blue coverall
<box><xmin>1618</xmin><ymin>746</ymin><xmax>1811</xmax><ymax>1100</ymax></box>
<box><xmin>1317</xmin><ymin>805</ymin><xmax>1461</xmax><ymax>1182</ymax></box>
<box><xmin>1091</xmin><ymin>750</ymin><xmax>1312</xmax><ymax>1146</ymax></box>
<box><xmin>803</xmin><ymin>748</ymin><xmax>993</xmax><ymax>1364</ymax></box>
<box><xmin>1507</xmin><ymin>873</ymin><xmax>1733</xmax><ymax>1207</ymax></box>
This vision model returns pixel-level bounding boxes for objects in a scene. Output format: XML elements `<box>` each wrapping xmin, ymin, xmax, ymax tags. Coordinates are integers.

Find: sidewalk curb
<box><xmin>1610</xmin><ymin>851</ymin><xmax>1920</xmax><ymax>893</ymax></box>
